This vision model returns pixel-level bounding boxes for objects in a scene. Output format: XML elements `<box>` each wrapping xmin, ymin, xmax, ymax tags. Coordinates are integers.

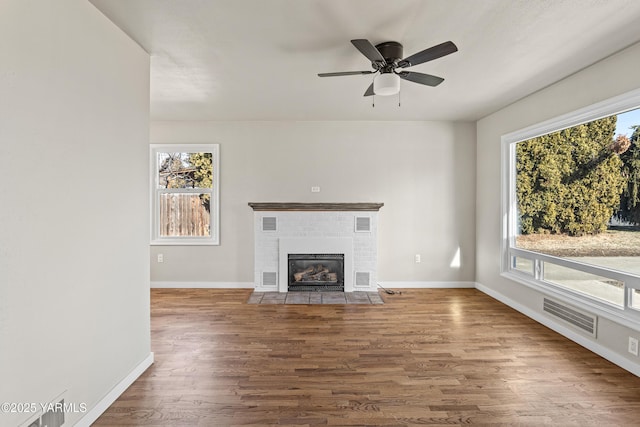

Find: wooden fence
<box><xmin>159</xmin><ymin>193</ymin><xmax>210</xmax><ymax>237</ymax></box>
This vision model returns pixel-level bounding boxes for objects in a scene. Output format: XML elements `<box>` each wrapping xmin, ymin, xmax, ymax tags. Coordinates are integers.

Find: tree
<box><xmin>159</xmin><ymin>153</ymin><xmax>193</xmax><ymax>188</ymax></box>
<box><xmin>516</xmin><ymin>116</ymin><xmax>626</xmax><ymax>236</ymax></box>
<box><xmin>188</xmin><ymin>152</ymin><xmax>213</xmax><ymax>211</ymax></box>
<box><xmin>617</xmin><ymin>126</ymin><xmax>640</xmax><ymax>224</ymax></box>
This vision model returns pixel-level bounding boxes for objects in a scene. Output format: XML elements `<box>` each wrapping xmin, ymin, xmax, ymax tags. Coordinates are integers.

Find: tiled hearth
<box><xmin>247</xmin><ymin>291</ymin><xmax>384</xmax><ymax>304</ymax></box>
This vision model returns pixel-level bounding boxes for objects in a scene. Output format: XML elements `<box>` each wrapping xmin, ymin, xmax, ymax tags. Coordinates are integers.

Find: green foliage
<box><xmin>617</xmin><ymin>126</ymin><xmax>640</xmax><ymax>224</ymax></box>
<box><xmin>516</xmin><ymin>116</ymin><xmax>625</xmax><ymax>236</ymax></box>
<box><xmin>188</xmin><ymin>152</ymin><xmax>213</xmax><ymax>212</ymax></box>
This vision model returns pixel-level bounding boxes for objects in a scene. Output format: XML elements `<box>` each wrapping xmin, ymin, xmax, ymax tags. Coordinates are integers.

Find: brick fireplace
<box><xmin>249</xmin><ymin>203</ymin><xmax>383</xmax><ymax>292</ymax></box>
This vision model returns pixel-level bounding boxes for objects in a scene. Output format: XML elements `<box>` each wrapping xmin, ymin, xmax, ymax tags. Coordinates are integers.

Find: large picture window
<box><xmin>150</xmin><ymin>144</ymin><xmax>219</xmax><ymax>245</ymax></box>
<box><xmin>502</xmin><ymin>89</ymin><xmax>640</xmax><ymax>325</ymax></box>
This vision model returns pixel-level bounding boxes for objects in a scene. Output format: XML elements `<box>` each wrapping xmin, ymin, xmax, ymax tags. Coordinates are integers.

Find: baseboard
<box><xmin>152</xmin><ymin>281</ymin><xmax>475</xmax><ymax>290</ymax></box>
<box><xmin>151</xmin><ymin>281</ymin><xmax>254</xmax><ymax>288</ymax></box>
<box><xmin>475</xmin><ymin>283</ymin><xmax>640</xmax><ymax>377</ymax></box>
<box><xmin>378</xmin><ymin>281</ymin><xmax>476</xmax><ymax>289</ymax></box>
<box><xmin>75</xmin><ymin>352</ymin><xmax>154</xmax><ymax>427</ymax></box>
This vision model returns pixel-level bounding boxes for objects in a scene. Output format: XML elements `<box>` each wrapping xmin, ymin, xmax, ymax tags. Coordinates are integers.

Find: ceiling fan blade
<box><xmin>351</xmin><ymin>39</ymin><xmax>386</xmax><ymax>64</ymax></box>
<box><xmin>363</xmin><ymin>83</ymin><xmax>374</xmax><ymax>97</ymax></box>
<box><xmin>398</xmin><ymin>71</ymin><xmax>444</xmax><ymax>87</ymax></box>
<box><xmin>398</xmin><ymin>41</ymin><xmax>458</xmax><ymax>68</ymax></box>
<box><xmin>318</xmin><ymin>71</ymin><xmax>375</xmax><ymax>77</ymax></box>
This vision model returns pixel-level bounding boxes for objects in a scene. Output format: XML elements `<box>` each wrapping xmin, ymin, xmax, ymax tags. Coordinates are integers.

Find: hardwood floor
<box><xmin>94</xmin><ymin>289</ymin><xmax>640</xmax><ymax>426</ymax></box>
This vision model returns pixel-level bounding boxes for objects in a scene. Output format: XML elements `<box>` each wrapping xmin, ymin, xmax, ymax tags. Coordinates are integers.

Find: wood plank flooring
<box><xmin>94</xmin><ymin>289</ymin><xmax>640</xmax><ymax>426</ymax></box>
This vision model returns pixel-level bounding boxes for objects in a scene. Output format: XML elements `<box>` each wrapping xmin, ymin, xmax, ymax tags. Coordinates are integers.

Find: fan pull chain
<box><xmin>372</xmin><ymin>76</ymin><xmax>376</xmax><ymax>108</ymax></box>
<box><xmin>398</xmin><ymin>90</ymin><xmax>401</xmax><ymax>107</ymax></box>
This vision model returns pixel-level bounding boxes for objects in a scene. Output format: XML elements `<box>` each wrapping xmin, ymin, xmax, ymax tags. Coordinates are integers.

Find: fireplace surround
<box><xmin>250</xmin><ymin>202</ymin><xmax>383</xmax><ymax>293</ymax></box>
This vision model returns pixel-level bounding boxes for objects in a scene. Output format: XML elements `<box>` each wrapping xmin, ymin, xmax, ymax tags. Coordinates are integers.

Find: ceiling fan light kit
<box><xmin>374</xmin><ymin>73</ymin><xmax>400</xmax><ymax>96</ymax></box>
<box><xmin>318</xmin><ymin>39</ymin><xmax>458</xmax><ymax>101</ymax></box>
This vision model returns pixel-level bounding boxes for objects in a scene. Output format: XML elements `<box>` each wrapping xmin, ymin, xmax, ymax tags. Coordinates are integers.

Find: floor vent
<box><xmin>355</xmin><ymin>271</ymin><xmax>371</xmax><ymax>288</ymax></box>
<box><xmin>543</xmin><ymin>298</ymin><xmax>597</xmax><ymax>337</ymax></box>
<box><xmin>355</xmin><ymin>216</ymin><xmax>371</xmax><ymax>232</ymax></box>
<box><xmin>262</xmin><ymin>216</ymin><xmax>277</xmax><ymax>232</ymax></box>
<box><xmin>262</xmin><ymin>272</ymin><xmax>277</xmax><ymax>288</ymax></box>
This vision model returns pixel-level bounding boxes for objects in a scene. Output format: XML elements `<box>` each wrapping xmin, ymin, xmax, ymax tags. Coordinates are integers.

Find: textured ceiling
<box><xmin>90</xmin><ymin>0</ymin><xmax>640</xmax><ymax>121</ymax></box>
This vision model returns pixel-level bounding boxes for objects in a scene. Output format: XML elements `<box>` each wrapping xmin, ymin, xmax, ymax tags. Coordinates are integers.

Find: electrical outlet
<box><xmin>311</xmin><ymin>186</ymin><xmax>320</xmax><ymax>193</ymax></box>
<box><xmin>157</xmin><ymin>253</ymin><xmax>164</xmax><ymax>263</ymax></box>
<box><xmin>629</xmin><ymin>337</ymin><xmax>638</xmax><ymax>356</ymax></box>
<box><xmin>415</xmin><ymin>254</ymin><xmax>421</xmax><ymax>263</ymax></box>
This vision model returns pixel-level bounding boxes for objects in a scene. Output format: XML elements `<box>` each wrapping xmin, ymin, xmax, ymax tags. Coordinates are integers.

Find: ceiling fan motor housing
<box><xmin>374</xmin><ymin>41</ymin><xmax>403</xmax><ymax>71</ymax></box>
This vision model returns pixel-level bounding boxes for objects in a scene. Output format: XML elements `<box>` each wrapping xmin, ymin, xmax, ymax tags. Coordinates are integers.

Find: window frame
<box><xmin>150</xmin><ymin>144</ymin><xmax>220</xmax><ymax>246</ymax></box>
<box><xmin>501</xmin><ymin>88</ymin><xmax>640</xmax><ymax>330</ymax></box>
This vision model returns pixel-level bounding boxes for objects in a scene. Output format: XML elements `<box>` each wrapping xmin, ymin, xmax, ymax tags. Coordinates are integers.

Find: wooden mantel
<box><xmin>248</xmin><ymin>202</ymin><xmax>384</xmax><ymax>211</ymax></box>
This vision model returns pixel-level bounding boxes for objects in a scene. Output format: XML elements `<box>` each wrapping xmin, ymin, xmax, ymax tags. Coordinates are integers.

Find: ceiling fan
<box><xmin>318</xmin><ymin>39</ymin><xmax>458</xmax><ymax>97</ymax></box>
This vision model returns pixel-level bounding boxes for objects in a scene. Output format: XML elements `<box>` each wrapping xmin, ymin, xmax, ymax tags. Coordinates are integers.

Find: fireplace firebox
<box><xmin>288</xmin><ymin>254</ymin><xmax>344</xmax><ymax>292</ymax></box>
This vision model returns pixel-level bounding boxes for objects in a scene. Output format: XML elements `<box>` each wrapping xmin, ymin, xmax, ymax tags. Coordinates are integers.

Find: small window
<box><xmin>511</xmin><ymin>256</ymin><xmax>534</xmax><ymax>276</ymax></box>
<box><xmin>631</xmin><ymin>289</ymin><xmax>640</xmax><ymax>311</ymax></box>
<box><xmin>150</xmin><ymin>144</ymin><xmax>219</xmax><ymax>245</ymax></box>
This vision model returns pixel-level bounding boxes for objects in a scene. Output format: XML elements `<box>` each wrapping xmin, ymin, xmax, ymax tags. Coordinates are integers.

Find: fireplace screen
<box><xmin>288</xmin><ymin>253</ymin><xmax>344</xmax><ymax>292</ymax></box>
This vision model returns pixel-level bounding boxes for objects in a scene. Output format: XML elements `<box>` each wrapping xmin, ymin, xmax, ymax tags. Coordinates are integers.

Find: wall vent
<box><xmin>262</xmin><ymin>272</ymin><xmax>277</xmax><ymax>288</ymax></box>
<box><xmin>262</xmin><ymin>216</ymin><xmax>277</xmax><ymax>232</ymax></box>
<box><xmin>543</xmin><ymin>298</ymin><xmax>597</xmax><ymax>337</ymax></box>
<box><xmin>21</xmin><ymin>392</ymin><xmax>67</xmax><ymax>427</ymax></box>
<box><xmin>355</xmin><ymin>271</ymin><xmax>371</xmax><ymax>288</ymax></box>
<box><xmin>41</xmin><ymin>399</ymin><xmax>65</xmax><ymax>427</ymax></box>
<box><xmin>355</xmin><ymin>216</ymin><xmax>371</xmax><ymax>232</ymax></box>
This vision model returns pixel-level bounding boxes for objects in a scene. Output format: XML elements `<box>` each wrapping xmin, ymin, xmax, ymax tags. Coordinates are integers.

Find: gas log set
<box><xmin>293</xmin><ymin>264</ymin><xmax>338</xmax><ymax>283</ymax></box>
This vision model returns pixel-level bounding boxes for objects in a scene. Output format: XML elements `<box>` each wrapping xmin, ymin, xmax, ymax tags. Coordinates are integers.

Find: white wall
<box><xmin>476</xmin><ymin>41</ymin><xmax>640</xmax><ymax>371</ymax></box>
<box><xmin>0</xmin><ymin>1</ymin><xmax>150</xmax><ymax>425</ymax></box>
<box><xmin>150</xmin><ymin>121</ymin><xmax>476</xmax><ymax>286</ymax></box>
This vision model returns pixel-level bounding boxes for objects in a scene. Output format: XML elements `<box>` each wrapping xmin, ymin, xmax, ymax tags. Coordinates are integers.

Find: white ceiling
<box><xmin>90</xmin><ymin>0</ymin><xmax>640</xmax><ymax>122</ymax></box>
